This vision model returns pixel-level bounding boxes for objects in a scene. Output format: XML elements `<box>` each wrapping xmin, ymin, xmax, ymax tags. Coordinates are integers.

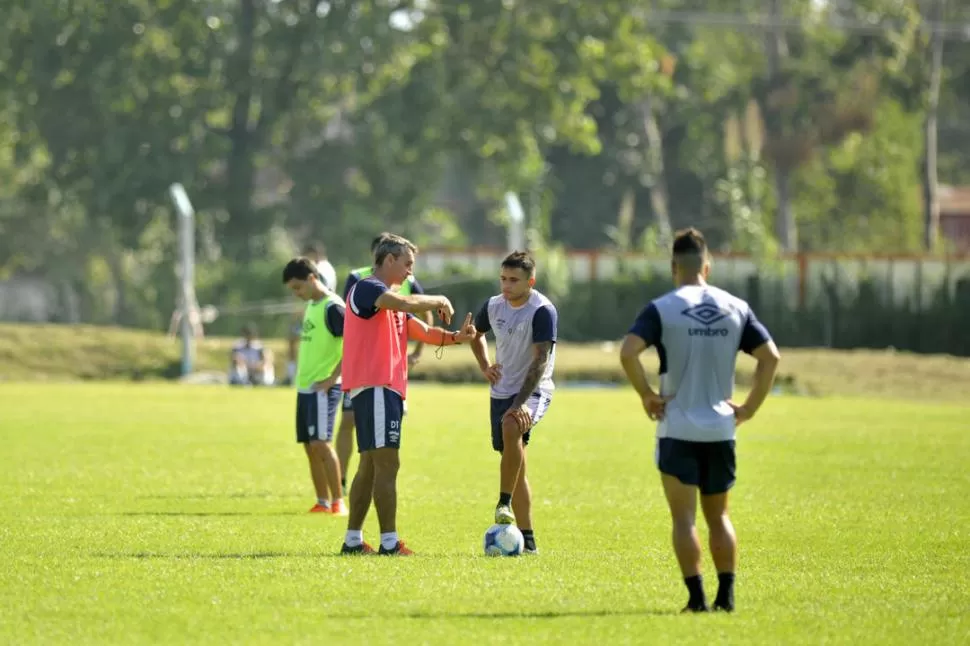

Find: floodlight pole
<box><xmin>169</xmin><ymin>183</ymin><xmax>196</xmax><ymax>377</ymax></box>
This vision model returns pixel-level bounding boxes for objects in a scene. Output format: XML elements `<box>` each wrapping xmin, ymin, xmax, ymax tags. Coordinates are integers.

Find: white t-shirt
<box><xmin>315</xmin><ymin>260</ymin><xmax>338</xmax><ymax>292</ymax></box>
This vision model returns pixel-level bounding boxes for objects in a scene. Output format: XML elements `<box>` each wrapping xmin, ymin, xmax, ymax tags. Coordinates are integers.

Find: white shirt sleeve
<box><xmin>316</xmin><ymin>261</ymin><xmax>338</xmax><ymax>292</ymax></box>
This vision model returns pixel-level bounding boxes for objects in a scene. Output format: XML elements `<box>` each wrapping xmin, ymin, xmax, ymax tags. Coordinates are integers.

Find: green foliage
<box><xmin>1</xmin><ymin>0</ymin><xmax>969</xmax><ymax>331</ymax></box>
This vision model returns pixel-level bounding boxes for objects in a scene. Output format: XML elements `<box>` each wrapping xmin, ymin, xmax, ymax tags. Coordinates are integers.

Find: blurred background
<box><xmin>2</xmin><ymin>0</ymin><xmax>970</xmax><ymax>355</ymax></box>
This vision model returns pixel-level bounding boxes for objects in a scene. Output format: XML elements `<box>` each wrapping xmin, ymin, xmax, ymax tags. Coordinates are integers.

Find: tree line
<box><xmin>1</xmin><ymin>0</ymin><xmax>968</xmax><ymax>327</ymax></box>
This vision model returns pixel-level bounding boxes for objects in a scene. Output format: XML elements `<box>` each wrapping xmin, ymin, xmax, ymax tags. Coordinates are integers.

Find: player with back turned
<box><xmin>620</xmin><ymin>227</ymin><xmax>780</xmax><ymax>613</ymax></box>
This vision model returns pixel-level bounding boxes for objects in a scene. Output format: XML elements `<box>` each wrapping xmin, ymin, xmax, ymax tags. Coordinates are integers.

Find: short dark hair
<box><xmin>501</xmin><ymin>250</ymin><xmax>536</xmax><ymax>277</ymax></box>
<box><xmin>370</xmin><ymin>232</ymin><xmax>393</xmax><ymax>252</ymax></box>
<box><xmin>671</xmin><ymin>227</ymin><xmax>708</xmax><ymax>272</ymax></box>
<box><xmin>242</xmin><ymin>323</ymin><xmax>258</xmax><ymax>337</ymax></box>
<box><xmin>282</xmin><ymin>257</ymin><xmax>318</xmax><ymax>283</ymax></box>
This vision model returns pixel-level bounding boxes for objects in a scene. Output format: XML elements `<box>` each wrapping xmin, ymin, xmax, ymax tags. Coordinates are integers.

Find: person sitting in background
<box><xmin>229</xmin><ymin>324</ymin><xmax>276</xmax><ymax>386</ymax></box>
<box><xmin>286</xmin><ymin>242</ymin><xmax>338</xmax><ymax>384</ymax></box>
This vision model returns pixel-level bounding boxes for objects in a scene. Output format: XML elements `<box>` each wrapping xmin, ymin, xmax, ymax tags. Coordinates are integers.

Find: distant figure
<box><xmin>229</xmin><ymin>324</ymin><xmax>276</xmax><ymax>386</ymax></box>
<box><xmin>286</xmin><ymin>242</ymin><xmax>339</xmax><ymax>384</ymax></box>
<box><xmin>304</xmin><ymin>242</ymin><xmax>338</xmax><ymax>292</ymax></box>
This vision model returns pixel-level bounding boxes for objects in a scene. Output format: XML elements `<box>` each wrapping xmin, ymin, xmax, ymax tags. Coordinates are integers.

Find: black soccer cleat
<box><xmin>681</xmin><ymin>603</ymin><xmax>710</xmax><ymax>613</ymax></box>
<box><xmin>377</xmin><ymin>541</ymin><xmax>414</xmax><ymax>556</ymax></box>
<box><xmin>340</xmin><ymin>542</ymin><xmax>375</xmax><ymax>555</ymax></box>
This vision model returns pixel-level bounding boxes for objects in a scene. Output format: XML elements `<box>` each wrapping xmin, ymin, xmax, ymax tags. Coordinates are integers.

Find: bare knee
<box><xmin>700</xmin><ymin>494</ymin><xmax>730</xmax><ymax>528</ymax></box>
<box><xmin>354</xmin><ymin>453</ymin><xmax>375</xmax><ymax>479</ymax></box>
<box><xmin>671</xmin><ymin>512</ymin><xmax>696</xmax><ymax>533</ymax></box>
<box><xmin>304</xmin><ymin>441</ymin><xmax>323</xmax><ymax>458</ymax></box>
<box><xmin>501</xmin><ymin>418</ymin><xmax>524</xmax><ymax>447</ymax></box>
<box><xmin>371</xmin><ymin>449</ymin><xmax>400</xmax><ymax>479</ymax></box>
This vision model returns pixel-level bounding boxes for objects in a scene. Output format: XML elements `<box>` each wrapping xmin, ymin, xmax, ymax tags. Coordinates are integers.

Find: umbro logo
<box><xmin>682</xmin><ymin>303</ymin><xmax>729</xmax><ymax>326</ymax></box>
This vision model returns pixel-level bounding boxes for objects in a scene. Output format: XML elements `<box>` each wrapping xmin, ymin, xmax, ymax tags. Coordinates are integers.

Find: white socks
<box><xmin>344</xmin><ymin>530</ymin><xmax>398</xmax><ymax>549</ymax></box>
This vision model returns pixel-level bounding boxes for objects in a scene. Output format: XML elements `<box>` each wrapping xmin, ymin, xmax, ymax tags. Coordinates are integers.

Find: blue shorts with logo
<box><xmin>490</xmin><ymin>392</ymin><xmax>552</xmax><ymax>452</ymax></box>
<box><xmin>343</xmin><ymin>391</ymin><xmax>407</xmax><ymax>416</ymax></box>
<box><xmin>295</xmin><ymin>385</ymin><xmax>342</xmax><ymax>443</ymax></box>
<box><xmin>351</xmin><ymin>387</ymin><xmax>405</xmax><ymax>452</ymax></box>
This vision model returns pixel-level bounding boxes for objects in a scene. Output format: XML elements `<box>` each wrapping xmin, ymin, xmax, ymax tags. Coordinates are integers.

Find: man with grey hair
<box><xmin>340</xmin><ymin>233</ymin><xmax>477</xmax><ymax>556</ymax></box>
<box><xmin>620</xmin><ymin>227</ymin><xmax>780</xmax><ymax>613</ymax></box>
<box><xmin>334</xmin><ymin>232</ymin><xmax>432</xmax><ymax>497</ymax></box>
<box><xmin>470</xmin><ymin>251</ymin><xmax>558</xmax><ymax>555</ymax></box>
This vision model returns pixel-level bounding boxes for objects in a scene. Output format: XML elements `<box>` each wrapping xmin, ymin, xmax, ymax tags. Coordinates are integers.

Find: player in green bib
<box><xmin>334</xmin><ymin>233</ymin><xmax>432</xmax><ymax>494</ymax></box>
<box><xmin>283</xmin><ymin>257</ymin><xmax>348</xmax><ymax>516</ymax></box>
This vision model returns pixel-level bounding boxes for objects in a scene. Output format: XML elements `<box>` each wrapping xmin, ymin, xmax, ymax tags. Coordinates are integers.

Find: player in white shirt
<box><xmin>469</xmin><ymin>251</ymin><xmax>557</xmax><ymax>555</ymax></box>
<box><xmin>620</xmin><ymin>228</ymin><xmax>780</xmax><ymax>613</ymax></box>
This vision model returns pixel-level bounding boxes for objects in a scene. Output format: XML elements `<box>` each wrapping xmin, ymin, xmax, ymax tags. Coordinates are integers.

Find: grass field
<box><xmin>2</xmin><ymin>383</ymin><xmax>969</xmax><ymax>645</ymax></box>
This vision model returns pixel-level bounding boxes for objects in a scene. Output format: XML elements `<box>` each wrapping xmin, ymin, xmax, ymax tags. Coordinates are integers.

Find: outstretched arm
<box><xmin>406</xmin><ymin>313</ymin><xmax>476</xmax><ymax>346</ymax></box>
<box><xmin>375</xmin><ymin>290</ymin><xmax>454</xmax><ymax>323</ymax></box>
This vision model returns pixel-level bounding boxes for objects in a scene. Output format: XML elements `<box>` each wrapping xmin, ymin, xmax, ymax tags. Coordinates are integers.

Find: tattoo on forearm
<box><xmin>510</xmin><ymin>342</ymin><xmax>551</xmax><ymax>409</ymax></box>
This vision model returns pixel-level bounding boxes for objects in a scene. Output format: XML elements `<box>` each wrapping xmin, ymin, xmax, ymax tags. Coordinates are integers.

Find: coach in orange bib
<box><xmin>339</xmin><ymin>233</ymin><xmax>476</xmax><ymax>556</ymax></box>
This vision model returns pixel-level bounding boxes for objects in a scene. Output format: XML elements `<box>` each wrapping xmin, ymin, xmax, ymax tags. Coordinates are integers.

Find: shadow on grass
<box><xmin>137</xmin><ymin>492</ymin><xmax>280</xmax><ymax>500</ymax></box>
<box><xmin>386</xmin><ymin>609</ymin><xmax>680</xmax><ymax>619</ymax></box>
<box><xmin>93</xmin><ymin>551</ymin><xmax>334</xmax><ymax>559</ymax></box>
<box><xmin>117</xmin><ymin>511</ymin><xmax>296</xmax><ymax>517</ymax></box>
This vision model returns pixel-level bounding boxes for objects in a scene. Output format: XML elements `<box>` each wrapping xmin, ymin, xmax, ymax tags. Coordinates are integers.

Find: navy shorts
<box><xmin>351</xmin><ymin>387</ymin><xmax>404</xmax><ymax>452</ymax></box>
<box><xmin>295</xmin><ymin>386</ymin><xmax>342</xmax><ymax>443</ymax></box>
<box><xmin>343</xmin><ymin>391</ymin><xmax>407</xmax><ymax>417</ymax></box>
<box><xmin>490</xmin><ymin>393</ymin><xmax>552</xmax><ymax>452</ymax></box>
<box><xmin>656</xmin><ymin>438</ymin><xmax>736</xmax><ymax>495</ymax></box>
<box><xmin>343</xmin><ymin>391</ymin><xmax>408</xmax><ymax>415</ymax></box>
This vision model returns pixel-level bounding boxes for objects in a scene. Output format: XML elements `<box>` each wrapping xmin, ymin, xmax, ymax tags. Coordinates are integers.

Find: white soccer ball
<box><xmin>483</xmin><ymin>523</ymin><xmax>524</xmax><ymax>557</ymax></box>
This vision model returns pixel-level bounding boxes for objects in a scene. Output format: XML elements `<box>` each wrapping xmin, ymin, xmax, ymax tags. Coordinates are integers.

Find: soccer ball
<box><xmin>483</xmin><ymin>523</ymin><xmax>524</xmax><ymax>557</ymax></box>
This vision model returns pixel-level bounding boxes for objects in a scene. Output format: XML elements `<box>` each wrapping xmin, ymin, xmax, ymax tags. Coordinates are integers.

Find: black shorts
<box><xmin>656</xmin><ymin>438</ymin><xmax>736</xmax><ymax>495</ymax></box>
<box><xmin>342</xmin><ymin>391</ymin><xmax>407</xmax><ymax>416</ymax></box>
<box><xmin>295</xmin><ymin>386</ymin><xmax>342</xmax><ymax>443</ymax></box>
<box><xmin>490</xmin><ymin>393</ymin><xmax>552</xmax><ymax>453</ymax></box>
<box><xmin>351</xmin><ymin>387</ymin><xmax>404</xmax><ymax>452</ymax></box>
